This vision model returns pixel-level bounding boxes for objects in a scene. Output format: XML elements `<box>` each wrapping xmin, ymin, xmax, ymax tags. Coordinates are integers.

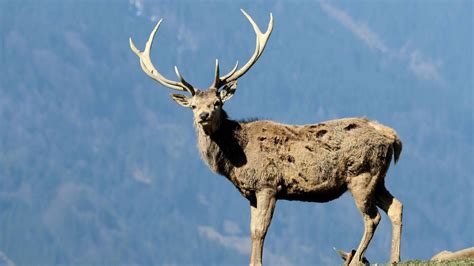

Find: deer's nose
<box><xmin>199</xmin><ymin>112</ymin><xmax>210</xmax><ymax>121</ymax></box>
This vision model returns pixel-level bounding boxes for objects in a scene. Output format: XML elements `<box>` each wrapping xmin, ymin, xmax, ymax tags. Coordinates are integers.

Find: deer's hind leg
<box><xmin>347</xmin><ymin>173</ymin><xmax>381</xmax><ymax>266</ymax></box>
<box><xmin>375</xmin><ymin>184</ymin><xmax>403</xmax><ymax>263</ymax></box>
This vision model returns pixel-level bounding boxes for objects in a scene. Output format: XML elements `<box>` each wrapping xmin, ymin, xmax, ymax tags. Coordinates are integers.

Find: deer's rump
<box><xmin>236</xmin><ymin>117</ymin><xmax>401</xmax><ymax>202</ymax></box>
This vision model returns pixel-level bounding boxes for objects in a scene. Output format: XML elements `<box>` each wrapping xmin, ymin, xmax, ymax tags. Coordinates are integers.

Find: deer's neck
<box><xmin>196</xmin><ymin>115</ymin><xmax>247</xmax><ymax>177</ymax></box>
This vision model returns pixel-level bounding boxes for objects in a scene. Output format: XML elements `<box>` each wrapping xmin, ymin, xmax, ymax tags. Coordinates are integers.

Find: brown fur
<box><xmin>188</xmin><ymin>91</ymin><xmax>404</xmax><ymax>265</ymax></box>
<box><xmin>197</xmin><ymin>116</ymin><xmax>401</xmax><ymax>203</ymax></box>
<box><xmin>140</xmin><ymin>73</ymin><xmax>404</xmax><ymax>266</ymax></box>
<box><xmin>131</xmin><ymin>12</ymin><xmax>404</xmax><ymax>265</ymax></box>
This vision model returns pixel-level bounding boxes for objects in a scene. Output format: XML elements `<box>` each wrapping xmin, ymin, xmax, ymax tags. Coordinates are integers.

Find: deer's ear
<box><xmin>170</xmin><ymin>94</ymin><xmax>191</xmax><ymax>108</ymax></box>
<box><xmin>220</xmin><ymin>81</ymin><xmax>237</xmax><ymax>102</ymax></box>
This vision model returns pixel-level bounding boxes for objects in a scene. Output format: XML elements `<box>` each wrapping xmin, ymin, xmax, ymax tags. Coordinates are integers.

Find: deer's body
<box><xmin>198</xmin><ymin>116</ymin><xmax>401</xmax><ymax>204</ymax></box>
<box><xmin>130</xmin><ymin>10</ymin><xmax>404</xmax><ymax>266</ymax></box>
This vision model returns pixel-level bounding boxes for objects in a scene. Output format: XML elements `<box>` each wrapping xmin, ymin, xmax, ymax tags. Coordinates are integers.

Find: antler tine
<box><xmin>211</xmin><ymin>59</ymin><xmax>220</xmax><ymax>88</ymax></box>
<box><xmin>174</xmin><ymin>66</ymin><xmax>194</xmax><ymax>92</ymax></box>
<box><xmin>130</xmin><ymin>19</ymin><xmax>195</xmax><ymax>95</ymax></box>
<box><xmin>220</xmin><ymin>61</ymin><xmax>239</xmax><ymax>81</ymax></box>
<box><xmin>212</xmin><ymin>9</ymin><xmax>273</xmax><ymax>89</ymax></box>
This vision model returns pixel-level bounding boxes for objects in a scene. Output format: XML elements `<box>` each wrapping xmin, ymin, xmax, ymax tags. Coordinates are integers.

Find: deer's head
<box><xmin>130</xmin><ymin>10</ymin><xmax>273</xmax><ymax>135</ymax></box>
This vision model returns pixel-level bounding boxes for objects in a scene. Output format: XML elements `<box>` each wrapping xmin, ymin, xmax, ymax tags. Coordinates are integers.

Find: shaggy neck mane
<box><xmin>196</xmin><ymin>111</ymin><xmax>248</xmax><ymax>177</ymax></box>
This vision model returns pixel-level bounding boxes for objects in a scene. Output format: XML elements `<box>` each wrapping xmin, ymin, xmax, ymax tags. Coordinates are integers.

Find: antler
<box><xmin>211</xmin><ymin>9</ymin><xmax>273</xmax><ymax>89</ymax></box>
<box><xmin>130</xmin><ymin>19</ymin><xmax>195</xmax><ymax>95</ymax></box>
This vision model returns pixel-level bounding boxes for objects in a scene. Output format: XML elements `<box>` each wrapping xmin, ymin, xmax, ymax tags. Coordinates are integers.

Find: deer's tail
<box><xmin>392</xmin><ymin>134</ymin><xmax>402</xmax><ymax>164</ymax></box>
<box><xmin>368</xmin><ymin>121</ymin><xmax>402</xmax><ymax>164</ymax></box>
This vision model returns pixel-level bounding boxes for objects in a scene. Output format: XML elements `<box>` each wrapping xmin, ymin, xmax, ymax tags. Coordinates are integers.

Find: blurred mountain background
<box><xmin>0</xmin><ymin>0</ymin><xmax>472</xmax><ymax>265</ymax></box>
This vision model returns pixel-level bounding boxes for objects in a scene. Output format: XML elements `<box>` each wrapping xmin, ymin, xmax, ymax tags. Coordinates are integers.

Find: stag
<box><xmin>130</xmin><ymin>10</ymin><xmax>404</xmax><ymax>266</ymax></box>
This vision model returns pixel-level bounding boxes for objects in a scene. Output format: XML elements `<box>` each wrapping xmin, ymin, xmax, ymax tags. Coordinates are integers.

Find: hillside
<box><xmin>0</xmin><ymin>1</ymin><xmax>472</xmax><ymax>265</ymax></box>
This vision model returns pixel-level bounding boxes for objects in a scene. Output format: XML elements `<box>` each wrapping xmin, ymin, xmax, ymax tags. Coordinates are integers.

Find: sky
<box><xmin>0</xmin><ymin>0</ymin><xmax>473</xmax><ymax>265</ymax></box>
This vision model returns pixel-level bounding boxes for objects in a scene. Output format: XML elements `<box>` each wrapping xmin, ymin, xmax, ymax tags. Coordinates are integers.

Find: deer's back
<box><xmin>233</xmin><ymin>117</ymin><xmax>399</xmax><ymax>202</ymax></box>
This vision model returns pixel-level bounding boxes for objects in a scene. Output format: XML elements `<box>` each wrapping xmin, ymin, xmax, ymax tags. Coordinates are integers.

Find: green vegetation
<box><xmin>392</xmin><ymin>259</ymin><xmax>474</xmax><ymax>265</ymax></box>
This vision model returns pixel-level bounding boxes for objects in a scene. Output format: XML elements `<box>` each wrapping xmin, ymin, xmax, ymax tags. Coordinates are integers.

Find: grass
<box><xmin>376</xmin><ymin>259</ymin><xmax>474</xmax><ymax>265</ymax></box>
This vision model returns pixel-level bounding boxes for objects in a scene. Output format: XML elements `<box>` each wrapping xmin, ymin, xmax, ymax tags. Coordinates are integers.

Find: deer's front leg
<box><xmin>249</xmin><ymin>188</ymin><xmax>276</xmax><ymax>266</ymax></box>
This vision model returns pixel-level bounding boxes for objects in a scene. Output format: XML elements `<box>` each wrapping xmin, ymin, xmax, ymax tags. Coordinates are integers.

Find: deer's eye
<box><xmin>191</xmin><ymin>105</ymin><xmax>196</xmax><ymax>109</ymax></box>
